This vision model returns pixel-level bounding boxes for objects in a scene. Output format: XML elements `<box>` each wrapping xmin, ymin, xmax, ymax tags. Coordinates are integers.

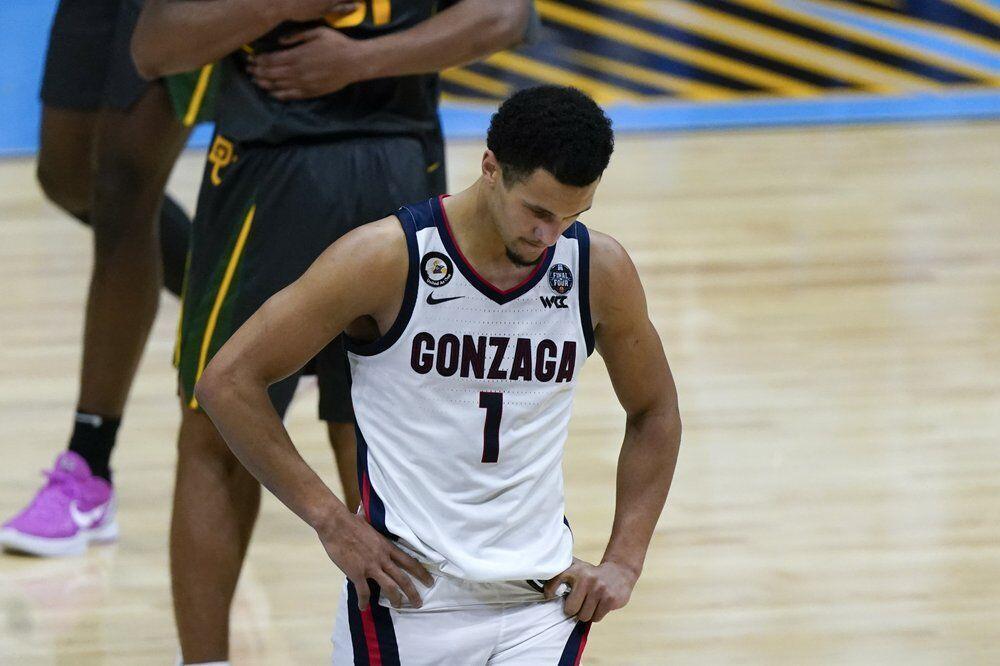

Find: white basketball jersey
<box><xmin>346</xmin><ymin>196</ymin><xmax>594</xmax><ymax>582</ymax></box>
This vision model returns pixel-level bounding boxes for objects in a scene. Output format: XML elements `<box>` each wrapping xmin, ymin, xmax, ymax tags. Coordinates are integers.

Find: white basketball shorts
<box><xmin>331</xmin><ymin>571</ymin><xmax>591</xmax><ymax>665</ymax></box>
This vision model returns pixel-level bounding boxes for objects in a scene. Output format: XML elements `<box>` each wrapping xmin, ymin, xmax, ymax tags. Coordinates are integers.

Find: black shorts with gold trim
<box><xmin>175</xmin><ymin>132</ymin><xmax>446</xmax><ymax>421</ymax></box>
<box><xmin>40</xmin><ymin>0</ymin><xmax>216</xmax><ymax>120</ymax></box>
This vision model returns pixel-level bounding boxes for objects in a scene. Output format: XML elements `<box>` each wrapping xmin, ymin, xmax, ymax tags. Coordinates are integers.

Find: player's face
<box><xmin>492</xmin><ymin>166</ymin><xmax>599</xmax><ymax>267</ymax></box>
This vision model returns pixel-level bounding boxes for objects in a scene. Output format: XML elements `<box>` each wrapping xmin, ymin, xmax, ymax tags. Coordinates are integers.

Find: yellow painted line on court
<box><xmin>183</xmin><ymin>64</ymin><xmax>214</xmax><ymax>128</ymax></box>
<box><xmin>441</xmin><ymin>67</ymin><xmax>512</xmax><ymax>97</ymax></box>
<box><xmin>608</xmin><ymin>0</ymin><xmax>939</xmax><ymax>92</ymax></box>
<box><xmin>189</xmin><ymin>205</ymin><xmax>256</xmax><ymax>410</ymax></box>
<box><xmin>563</xmin><ymin>48</ymin><xmax>738</xmax><ymax>100</ymax></box>
<box><xmin>485</xmin><ymin>51</ymin><xmax>647</xmax><ymax>104</ymax></box>
<box><xmin>724</xmin><ymin>0</ymin><xmax>1000</xmax><ymax>84</ymax></box>
<box><xmin>816</xmin><ymin>0</ymin><xmax>1000</xmax><ymax>56</ymax></box>
<box><xmin>942</xmin><ymin>0</ymin><xmax>1000</xmax><ymax>26</ymax></box>
<box><xmin>536</xmin><ymin>0</ymin><xmax>821</xmax><ymax>97</ymax></box>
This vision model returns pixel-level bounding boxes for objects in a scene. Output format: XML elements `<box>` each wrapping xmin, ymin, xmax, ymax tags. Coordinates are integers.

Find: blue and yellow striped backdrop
<box><xmin>439</xmin><ymin>0</ymin><xmax>1000</xmax><ymax>134</ymax></box>
<box><xmin>446</xmin><ymin>0</ymin><xmax>1000</xmax><ymax>103</ymax></box>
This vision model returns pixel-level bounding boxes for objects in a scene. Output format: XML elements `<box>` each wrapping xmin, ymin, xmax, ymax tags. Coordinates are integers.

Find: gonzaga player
<box><xmin>196</xmin><ymin>86</ymin><xmax>682</xmax><ymax>663</ymax></box>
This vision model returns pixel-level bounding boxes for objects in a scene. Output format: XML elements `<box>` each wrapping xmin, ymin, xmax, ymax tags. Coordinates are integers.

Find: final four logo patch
<box><xmin>548</xmin><ymin>263</ymin><xmax>574</xmax><ymax>295</ymax></box>
<box><xmin>421</xmin><ymin>251</ymin><xmax>453</xmax><ymax>287</ymax></box>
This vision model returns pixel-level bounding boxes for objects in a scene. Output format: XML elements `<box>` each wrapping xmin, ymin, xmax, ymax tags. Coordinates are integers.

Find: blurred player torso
<box><xmin>216</xmin><ymin>0</ymin><xmax>448</xmax><ymax>144</ymax></box>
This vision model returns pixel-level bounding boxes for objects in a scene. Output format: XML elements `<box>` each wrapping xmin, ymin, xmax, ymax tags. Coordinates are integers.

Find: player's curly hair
<box><xmin>486</xmin><ymin>86</ymin><xmax>614</xmax><ymax>188</ymax></box>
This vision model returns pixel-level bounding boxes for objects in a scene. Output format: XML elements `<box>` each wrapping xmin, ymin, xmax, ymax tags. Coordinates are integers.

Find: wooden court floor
<box><xmin>0</xmin><ymin>121</ymin><xmax>998</xmax><ymax>665</ymax></box>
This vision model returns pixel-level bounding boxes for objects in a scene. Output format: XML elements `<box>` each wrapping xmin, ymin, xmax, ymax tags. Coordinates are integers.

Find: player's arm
<box><xmin>131</xmin><ymin>0</ymin><xmax>358</xmax><ymax>78</ymax></box>
<box><xmin>544</xmin><ymin>231</ymin><xmax>682</xmax><ymax>623</ymax></box>
<box><xmin>193</xmin><ymin>218</ymin><xmax>433</xmax><ymax>610</ymax></box>
<box><xmin>249</xmin><ymin>0</ymin><xmax>534</xmax><ymax>100</ymax></box>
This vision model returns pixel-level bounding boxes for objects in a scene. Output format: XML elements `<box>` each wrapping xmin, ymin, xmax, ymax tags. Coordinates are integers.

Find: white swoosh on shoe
<box><xmin>69</xmin><ymin>501</ymin><xmax>107</xmax><ymax>529</ymax></box>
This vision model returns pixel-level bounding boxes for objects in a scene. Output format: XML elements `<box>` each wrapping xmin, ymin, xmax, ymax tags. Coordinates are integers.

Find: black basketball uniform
<box><xmin>176</xmin><ymin>0</ymin><xmax>455</xmax><ymax>421</ymax></box>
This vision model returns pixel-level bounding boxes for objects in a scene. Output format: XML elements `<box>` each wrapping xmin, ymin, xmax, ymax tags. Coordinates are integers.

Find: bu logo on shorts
<box><xmin>208</xmin><ymin>135</ymin><xmax>236</xmax><ymax>186</ymax></box>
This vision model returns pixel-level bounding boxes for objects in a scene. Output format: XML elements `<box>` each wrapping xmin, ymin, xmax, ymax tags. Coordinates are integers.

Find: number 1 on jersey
<box><xmin>479</xmin><ymin>392</ymin><xmax>503</xmax><ymax>463</ymax></box>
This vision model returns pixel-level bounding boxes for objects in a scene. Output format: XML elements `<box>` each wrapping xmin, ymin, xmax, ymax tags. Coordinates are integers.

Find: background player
<box><xmin>0</xmin><ymin>0</ymin><xmax>197</xmax><ymax>556</ymax></box>
<box><xmin>132</xmin><ymin>1</ymin><xmax>536</xmax><ymax>662</ymax></box>
<box><xmin>196</xmin><ymin>86</ymin><xmax>682</xmax><ymax>663</ymax></box>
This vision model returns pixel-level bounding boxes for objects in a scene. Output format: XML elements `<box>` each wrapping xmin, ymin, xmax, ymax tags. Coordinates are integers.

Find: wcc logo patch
<box><xmin>420</xmin><ymin>251</ymin><xmax>453</xmax><ymax>287</ymax></box>
<box><xmin>548</xmin><ymin>263</ymin><xmax>574</xmax><ymax>294</ymax></box>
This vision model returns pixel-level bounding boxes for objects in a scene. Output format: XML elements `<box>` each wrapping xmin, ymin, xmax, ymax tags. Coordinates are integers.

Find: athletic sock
<box><xmin>160</xmin><ymin>195</ymin><xmax>192</xmax><ymax>298</ymax></box>
<box><xmin>67</xmin><ymin>412</ymin><xmax>121</xmax><ymax>482</ymax></box>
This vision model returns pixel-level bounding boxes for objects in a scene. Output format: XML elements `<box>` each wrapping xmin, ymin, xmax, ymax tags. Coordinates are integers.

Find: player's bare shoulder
<box><xmin>587</xmin><ymin>228</ymin><xmax>646</xmax><ymax>330</ymax></box>
<box><xmin>314</xmin><ymin>215</ymin><xmax>408</xmax><ymax>292</ymax></box>
<box><xmin>314</xmin><ymin>214</ymin><xmax>412</xmax><ymax>335</ymax></box>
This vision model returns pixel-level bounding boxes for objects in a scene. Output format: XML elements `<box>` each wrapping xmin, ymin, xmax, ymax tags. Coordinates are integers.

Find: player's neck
<box><xmin>442</xmin><ymin>185</ymin><xmax>537</xmax><ymax>288</ymax></box>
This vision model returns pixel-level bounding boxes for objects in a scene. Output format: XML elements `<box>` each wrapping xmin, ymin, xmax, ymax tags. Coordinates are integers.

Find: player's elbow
<box><xmin>495</xmin><ymin>2</ymin><xmax>533</xmax><ymax>48</ymax></box>
<box><xmin>130</xmin><ymin>7</ymin><xmax>185</xmax><ymax>79</ymax></box>
<box><xmin>468</xmin><ymin>0</ymin><xmax>531</xmax><ymax>51</ymax></box>
<box><xmin>130</xmin><ymin>30</ymin><xmax>164</xmax><ymax>80</ymax></box>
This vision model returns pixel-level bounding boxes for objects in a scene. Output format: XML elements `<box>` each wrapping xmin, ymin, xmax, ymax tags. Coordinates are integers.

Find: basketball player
<box><xmin>131</xmin><ymin>1</ymin><xmax>536</xmax><ymax>662</ymax></box>
<box><xmin>196</xmin><ymin>86</ymin><xmax>682</xmax><ymax>663</ymax></box>
<box><xmin>0</xmin><ymin>0</ymin><xmax>200</xmax><ymax>556</ymax></box>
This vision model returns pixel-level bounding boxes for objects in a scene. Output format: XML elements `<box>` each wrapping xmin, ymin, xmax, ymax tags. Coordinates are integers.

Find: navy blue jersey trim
<box><xmin>567</xmin><ymin>222</ymin><xmax>595</xmax><ymax>357</ymax></box>
<box><xmin>344</xmin><ymin>212</ymin><xmax>419</xmax><ymax>357</ymax></box>
<box><xmin>354</xmin><ymin>424</ymin><xmax>397</xmax><ymax>541</ymax></box>
<box><xmin>404</xmin><ymin>200</ymin><xmax>437</xmax><ymax>231</ymax></box>
<box><xmin>432</xmin><ymin>195</ymin><xmax>554</xmax><ymax>305</ymax></box>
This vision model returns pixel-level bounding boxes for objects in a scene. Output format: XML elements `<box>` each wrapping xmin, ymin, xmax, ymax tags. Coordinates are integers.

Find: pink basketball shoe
<box><xmin>1</xmin><ymin>451</ymin><xmax>118</xmax><ymax>556</ymax></box>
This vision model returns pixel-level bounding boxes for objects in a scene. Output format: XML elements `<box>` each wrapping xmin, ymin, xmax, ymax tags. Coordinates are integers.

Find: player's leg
<box><xmin>172</xmin><ymin>372</ymin><xmax>300</xmax><ymax>661</ymax></box>
<box><xmin>0</xmin><ymin>0</ymin><xmax>189</xmax><ymax>556</ymax></box>
<box><xmin>36</xmin><ymin>107</ymin><xmax>98</xmax><ymax>219</ymax></box>
<box><xmin>327</xmin><ymin>422</ymin><xmax>360</xmax><ymax>511</ymax></box>
<box><xmin>171</xmin><ymin>402</ymin><xmax>261</xmax><ymax>663</ymax></box>
<box><xmin>171</xmin><ymin>148</ymin><xmax>307</xmax><ymax>659</ymax></box>
<box><xmin>488</xmin><ymin>599</ymin><xmax>590</xmax><ymax>665</ymax></box>
<box><xmin>316</xmin><ymin>338</ymin><xmax>360</xmax><ymax>511</ymax></box>
<box><xmin>80</xmin><ymin>81</ymin><xmax>189</xmax><ymax>421</ymax></box>
<box><xmin>36</xmin><ymin>105</ymin><xmax>191</xmax><ymax>298</ymax></box>
<box><xmin>331</xmin><ymin>578</ymin><xmax>497</xmax><ymax>666</ymax></box>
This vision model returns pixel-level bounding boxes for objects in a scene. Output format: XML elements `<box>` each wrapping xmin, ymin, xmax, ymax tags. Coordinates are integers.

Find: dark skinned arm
<box><xmin>249</xmin><ymin>0</ymin><xmax>533</xmax><ymax>100</ymax></box>
<box><xmin>131</xmin><ymin>0</ymin><xmax>358</xmax><ymax>78</ymax></box>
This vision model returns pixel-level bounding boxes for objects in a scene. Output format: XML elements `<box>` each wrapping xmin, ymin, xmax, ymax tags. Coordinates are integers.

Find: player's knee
<box><xmin>36</xmin><ymin>159</ymin><xmax>90</xmax><ymax>217</ymax></box>
<box><xmin>176</xmin><ymin>407</ymin><xmax>234</xmax><ymax>467</ymax></box>
<box><xmin>92</xmin><ymin>141</ymin><xmax>166</xmax><ymax>215</ymax></box>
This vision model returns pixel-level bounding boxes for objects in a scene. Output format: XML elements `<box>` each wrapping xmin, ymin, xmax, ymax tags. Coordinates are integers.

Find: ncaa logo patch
<box><xmin>548</xmin><ymin>263</ymin><xmax>574</xmax><ymax>295</ymax></box>
<box><xmin>421</xmin><ymin>251</ymin><xmax>453</xmax><ymax>288</ymax></box>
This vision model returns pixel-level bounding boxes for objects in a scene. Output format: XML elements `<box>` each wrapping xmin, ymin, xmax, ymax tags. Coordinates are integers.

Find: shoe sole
<box><xmin>0</xmin><ymin>520</ymin><xmax>119</xmax><ymax>557</ymax></box>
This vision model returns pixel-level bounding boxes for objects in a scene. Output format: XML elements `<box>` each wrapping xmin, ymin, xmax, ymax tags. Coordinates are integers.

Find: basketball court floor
<box><xmin>1</xmin><ymin>121</ymin><xmax>998</xmax><ymax>664</ymax></box>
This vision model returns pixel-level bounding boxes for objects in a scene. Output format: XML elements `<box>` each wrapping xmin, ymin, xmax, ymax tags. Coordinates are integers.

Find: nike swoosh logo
<box><xmin>69</xmin><ymin>501</ymin><xmax>107</xmax><ymax>529</ymax></box>
<box><xmin>426</xmin><ymin>294</ymin><xmax>465</xmax><ymax>305</ymax></box>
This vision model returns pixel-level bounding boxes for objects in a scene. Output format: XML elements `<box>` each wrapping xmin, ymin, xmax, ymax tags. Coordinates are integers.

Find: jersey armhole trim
<box><xmin>575</xmin><ymin>222</ymin><xmax>595</xmax><ymax>357</ymax></box>
<box><xmin>343</xmin><ymin>211</ymin><xmax>419</xmax><ymax>357</ymax></box>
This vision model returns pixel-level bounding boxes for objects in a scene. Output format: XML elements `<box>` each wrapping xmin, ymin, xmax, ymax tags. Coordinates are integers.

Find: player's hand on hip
<box><xmin>543</xmin><ymin>557</ymin><xmax>638</xmax><ymax>623</ymax></box>
<box><xmin>248</xmin><ymin>27</ymin><xmax>361</xmax><ymax>101</ymax></box>
<box><xmin>318</xmin><ymin>510</ymin><xmax>434</xmax><ymax>610</ymax></box>
<box><xmin>278</xmin><ymin>0</ymin><xmax>359</xmax><ymax>23</ymax></box>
